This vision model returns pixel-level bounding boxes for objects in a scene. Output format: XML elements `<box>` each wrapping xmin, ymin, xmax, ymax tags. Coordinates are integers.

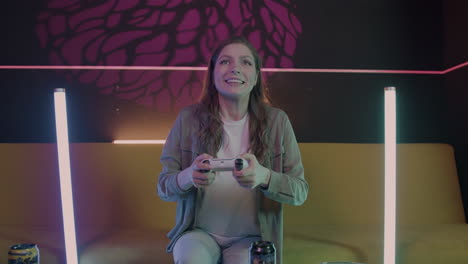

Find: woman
<box><xmin>157</xmin><ymin>36</ymin><xmax>308</xmax><ymax>264</ymax></box>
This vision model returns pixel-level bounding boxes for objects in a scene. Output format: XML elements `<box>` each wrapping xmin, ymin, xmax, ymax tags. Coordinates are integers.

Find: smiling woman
<box><xmin>213</xmin><ymin>43</ymin><xmax>259</xmax><ymax>115</ymax></box>
<box><xmin>156</xmin><ymin>36</ymin><xmax>308</xmax><ymax>264</ymax></box>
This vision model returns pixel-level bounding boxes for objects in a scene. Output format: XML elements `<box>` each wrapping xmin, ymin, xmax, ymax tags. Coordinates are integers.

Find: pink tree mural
<box><xmin>36</xmin><ymin>0</ymin><xmax>302</xmax><ymax>111</ymax></box>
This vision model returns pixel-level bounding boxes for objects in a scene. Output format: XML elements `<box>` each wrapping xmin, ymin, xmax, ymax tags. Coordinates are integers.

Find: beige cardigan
<box><xmin>157</xmin><ymin>104</ymin><xmax>308</xmax><ymax>264</ymax></box>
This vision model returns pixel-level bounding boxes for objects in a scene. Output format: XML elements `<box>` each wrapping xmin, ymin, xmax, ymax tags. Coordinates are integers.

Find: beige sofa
<box><xmin>1</xmin><ymin>143</ymin><xmax>467</xmax><ymax>263</ymax></box>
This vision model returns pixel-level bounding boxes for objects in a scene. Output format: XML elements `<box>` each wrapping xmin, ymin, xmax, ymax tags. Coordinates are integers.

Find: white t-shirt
<box><xmin>195</xmin><ymin>114</ymin><xmax>260</xmax><ymax>243</ymax></box>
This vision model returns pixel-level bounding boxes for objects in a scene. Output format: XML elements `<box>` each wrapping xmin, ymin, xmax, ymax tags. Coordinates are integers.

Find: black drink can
<box><xmin>249</xmin><ymin>240</ymin><xmax>276</xmax><ymax>264</ymax></box>
<box><xmin>8</xmin><ymin>244</ymin><xmax>40</xmax><ymax>264</ymax></box>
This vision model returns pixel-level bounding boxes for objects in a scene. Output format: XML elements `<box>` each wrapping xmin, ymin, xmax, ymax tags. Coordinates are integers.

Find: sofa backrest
<box><xmin>1</xmin><ymin>143</ymin><xmax>464</xmax><ymax>238</ymax></box>
<box><xmin>395</xmin><ymin>144</ymin><xmax>464</xmax><ymax>225</ymax></box>
<box><xmin>0</xmin><ymin>143</ymin><xmax>62</xmax><ymax>229</ymax></box>
<box><xmin>69</xmin><ymin>143</ymin><xmax>175</xmax><ymax>233</ymax></box>
<box><xmin>285</xmin><ymin>143</ymin><xmax>465</xmax><ymax>228</ymax></box>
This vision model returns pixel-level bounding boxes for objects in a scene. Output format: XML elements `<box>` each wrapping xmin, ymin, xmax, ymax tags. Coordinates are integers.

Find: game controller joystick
<box><xmin>201</xmin><ymin>158</ymin><xmax>248</xmax><ymax>171</ymax></box>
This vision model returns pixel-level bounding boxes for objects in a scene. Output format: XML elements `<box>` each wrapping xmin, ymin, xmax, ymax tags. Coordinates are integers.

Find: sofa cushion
<box><xmin>400</xmin><ymin>224</ymin><xmax>468</xmax><ymax>264</ymax></box>
<box><xmin>284</xmin><ymin>235</ymin><xmax>364</xmax><ymax>263</ymax></box>
<box><xmin>0</xmin><ymin>227</ymin><xmax>64</xmax><ymax>264</ymax></box>
<box><xmin>284</xmin><ymin>225</ymin><xmax>381</xmax><ymax>264</ymax></box>
<box><xmin>79</xmin><ymin>229</ymin><xmax>172</xmax><ymax>264</ymax></box>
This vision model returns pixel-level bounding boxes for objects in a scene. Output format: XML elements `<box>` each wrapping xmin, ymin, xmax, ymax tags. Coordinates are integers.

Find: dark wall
<box><xmin>444</xmin><ymin>0</ymin><xmax>468</xmax><ymax>67</ymax></box>
<box><xmin>294</xmin><ymin>0</ymin><xmax>443</xmax><ymax>69</ymax></box>
<box><xmin>268</xmin><ymin>72</ymin><xmax>446</xmax><ymax>143</ymax></box>
<box><xmin>444</xmin><ymin>0</ymin><xmax>468</xmax><ymax>221</ymax></box>
<box><xmin>0</xmin><ymin>0</ymin><xmax>446</xmax><ymax>143</ymax></box>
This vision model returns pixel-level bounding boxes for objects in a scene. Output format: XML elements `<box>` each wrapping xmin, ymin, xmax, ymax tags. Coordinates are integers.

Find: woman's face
<box><xmin>213</xmin><ymin>43</ymin><xmax>258</xmax><ymax>101</ymax></box>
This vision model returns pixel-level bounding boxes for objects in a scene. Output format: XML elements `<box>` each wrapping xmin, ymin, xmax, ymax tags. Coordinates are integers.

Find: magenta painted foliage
<box><xmin>36</xmin><ymin>0</ymin><xmax>302</xmax><ymax>111</ymax></box>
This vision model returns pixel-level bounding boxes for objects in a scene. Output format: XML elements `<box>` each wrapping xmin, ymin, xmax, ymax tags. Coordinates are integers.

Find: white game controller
<box><xmin>201</xmin><ymin>158</ymin><xmax>248</xmax><ymax>171</ymax></box>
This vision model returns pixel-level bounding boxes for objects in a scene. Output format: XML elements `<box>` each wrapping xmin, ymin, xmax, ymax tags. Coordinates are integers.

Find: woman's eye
<box><xmin>243</xmin><ymin>60</ymin><xmax>253</xmax><ymax>66</ymax></box>
<box><xmin>219</xmin><ymin>60</ymin><xmax>229</xmax><ymax>65</ymax></box>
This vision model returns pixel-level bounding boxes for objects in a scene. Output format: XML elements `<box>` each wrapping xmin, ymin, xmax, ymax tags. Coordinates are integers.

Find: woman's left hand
<box><xmin>232</xmin><ymin>153</ymin><xmax>271</xmax><ymax>189</ymax></box>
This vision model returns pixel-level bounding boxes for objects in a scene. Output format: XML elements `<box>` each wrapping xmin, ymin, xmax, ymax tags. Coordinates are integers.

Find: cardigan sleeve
<box><xmin>260</xmin><ymin>111</ymin><xmax>309</xmax><ymax>206</ymax></box>
<box><xmin>157</xmin><ymin>110</ymin><xmax>196</xmax><ymax>201</ymax></box>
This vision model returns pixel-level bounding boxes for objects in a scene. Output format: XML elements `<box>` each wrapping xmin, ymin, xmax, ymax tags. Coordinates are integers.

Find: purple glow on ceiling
<box><xmin>36</xmin><ymin>0</ymin><xmax>302</xmax><ymax>111</ymax></box>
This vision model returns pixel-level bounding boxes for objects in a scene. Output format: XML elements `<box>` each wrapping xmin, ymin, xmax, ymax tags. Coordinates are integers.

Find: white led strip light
<box><xmin>384</xmin><ymin>87</ymin><xmax>397</xmax><ymax>264</ymax></box>
<box><xmin>113</xmin><ymin>140</ymin><xmax>166</xmax><ymax>144</ymax></box>
<box><xmin>53</xmin><ymin>88</ymin><xmax>78</xmax><ymax>264</ymax></box>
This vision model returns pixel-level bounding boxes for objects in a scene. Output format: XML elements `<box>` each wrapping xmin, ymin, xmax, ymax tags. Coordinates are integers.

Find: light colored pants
<box><xmin>173</xmin><ymin>229</ymin><xmax>261</xmax><ymax>264</ymax></box>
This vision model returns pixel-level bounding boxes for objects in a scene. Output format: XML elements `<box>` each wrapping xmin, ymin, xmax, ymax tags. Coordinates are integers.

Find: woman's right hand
<box><xmin>190</xmin><ymin>153</ymin><xmax>215</xmax><ymax>188</ymax></box>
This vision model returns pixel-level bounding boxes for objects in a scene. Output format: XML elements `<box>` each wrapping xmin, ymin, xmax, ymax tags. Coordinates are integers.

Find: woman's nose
<box><xmin>231</xmin><ymin>65</ymin><xmax>241</xmax><ymax>74</ymax></box>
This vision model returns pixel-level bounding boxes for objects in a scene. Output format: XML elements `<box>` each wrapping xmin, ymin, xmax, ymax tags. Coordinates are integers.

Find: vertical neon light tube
<box><xmin>384</xmin><ymin>87</ymin><xmax>397</xmax><ymax>264</ymax></box>
<box><xmin>53</xmin><ymin>88</ymin><xmax>78</xmax><ymax>264</ymax></box>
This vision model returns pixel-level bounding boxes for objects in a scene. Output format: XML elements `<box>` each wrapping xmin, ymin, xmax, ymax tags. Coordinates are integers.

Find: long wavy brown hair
<box><xmin>195</xmin><ymin>36</ymin><xmax>272</xmax><ymax>163</ymax></box>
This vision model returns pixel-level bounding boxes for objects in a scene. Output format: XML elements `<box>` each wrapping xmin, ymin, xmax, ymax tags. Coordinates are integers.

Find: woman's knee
<box><xmin>173</xmin><ymin>230</ymin><xmax>220</xmax><ymax>264</ymax></box>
